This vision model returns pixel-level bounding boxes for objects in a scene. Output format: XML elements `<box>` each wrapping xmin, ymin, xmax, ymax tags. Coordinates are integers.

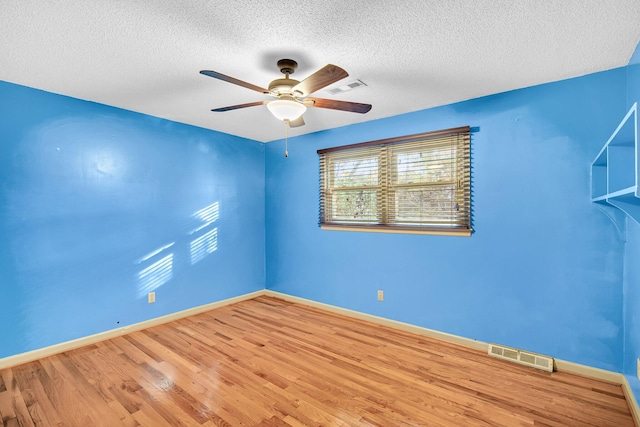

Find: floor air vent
<box><xmin>488</xmin><ymin>344</ymin><xmax>554</xmax><ymax>372</ymax></box>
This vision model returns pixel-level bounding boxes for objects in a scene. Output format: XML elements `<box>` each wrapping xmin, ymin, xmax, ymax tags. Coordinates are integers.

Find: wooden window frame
<box><xmin>318</xmin><ymin>126</ymin><xmax>472</xmax><ymax>236</ymax></box>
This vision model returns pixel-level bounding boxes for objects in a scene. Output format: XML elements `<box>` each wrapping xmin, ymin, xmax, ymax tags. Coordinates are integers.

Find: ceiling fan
<box><xmin>200</xmin><ymin>59</ymin><xmax>372</xmax><ymax>127</ymax></box>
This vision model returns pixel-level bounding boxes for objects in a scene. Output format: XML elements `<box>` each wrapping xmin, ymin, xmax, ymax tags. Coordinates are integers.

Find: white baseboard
<box><xmin>3</xmin><ymin>287</ymin><xmax>638</xmax><ymax>425</ymax></box>
<box><xmin>264</xmin><ymin>290</ymin><xmax>487</xmax><ymax>351</ymax></box>
<box><xmin>623</xmin><ymin>376</ymin><xmax>640</xmax><ymax>427</ymax></box>
<box><xmin>553</xmin><ymin>358</ymin><xmax>623</xmax><ymax>383</ymax></box>
<box><xmin>265</xmin><ymin>290</ymin><xmax>629</xmax><ymax>384</ymax></box>
<box><xmin>0</xmin><ymin>290</ymin><xmax>264</xmax><ymax>370</ymax></box>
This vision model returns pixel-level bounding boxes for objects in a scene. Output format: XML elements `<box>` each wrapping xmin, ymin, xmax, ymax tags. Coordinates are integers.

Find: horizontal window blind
<box><xmin>318</xmin><ymin>126</ymin><xmax>471</xmax><ymax>235</ymax></box>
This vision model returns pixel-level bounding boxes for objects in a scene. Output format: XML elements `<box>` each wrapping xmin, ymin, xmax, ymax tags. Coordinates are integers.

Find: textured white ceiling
<box><xmin>1</xmin><ymin>1</ymin><xmax>639</xmax><ymax>142</ymax></box>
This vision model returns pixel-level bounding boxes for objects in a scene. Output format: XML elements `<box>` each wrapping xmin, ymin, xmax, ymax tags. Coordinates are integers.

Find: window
<box><xmin>318</xmin><ymin>126</ymin><xmax>471</xmax><ymax>236</ymax></box>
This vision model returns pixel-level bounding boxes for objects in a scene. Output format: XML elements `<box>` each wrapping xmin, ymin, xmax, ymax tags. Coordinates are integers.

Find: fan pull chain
<box><xmin>284</xmin><ymin>119</ymin><xmax>289</xmax><ymax>157</ymax></box>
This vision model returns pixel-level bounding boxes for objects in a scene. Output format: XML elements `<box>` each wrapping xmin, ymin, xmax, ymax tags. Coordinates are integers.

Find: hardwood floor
<box><xmin>0</xmin><ymin>296</ymin><xmax>635</xmax><ymax>426</ymax></box>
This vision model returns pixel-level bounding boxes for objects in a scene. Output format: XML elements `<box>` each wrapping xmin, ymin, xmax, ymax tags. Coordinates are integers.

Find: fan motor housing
<box><xmin>268</xmin><ymin>78</ymin><xmax>301</xmax><ymax>97</ymax></box>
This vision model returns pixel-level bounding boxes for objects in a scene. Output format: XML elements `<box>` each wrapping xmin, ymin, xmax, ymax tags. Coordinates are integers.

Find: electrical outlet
<box><xmin>377</xmin><ymin>290</ymin><xmax>384</xmax><ymax>301</ymax></box>
<box><xmin>148</xmin><ymin>292</ymin><xmax>156</xmax><ymax>304</ymax></box>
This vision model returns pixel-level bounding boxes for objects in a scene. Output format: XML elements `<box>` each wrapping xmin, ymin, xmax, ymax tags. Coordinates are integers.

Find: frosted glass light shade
<box><xmin>267</xmin><ymin>99</ymin><xmax>306</xmax><ymax>121</ymax></box>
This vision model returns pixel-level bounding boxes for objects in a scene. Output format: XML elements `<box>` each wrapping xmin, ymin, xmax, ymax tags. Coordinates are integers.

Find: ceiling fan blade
<box><xmin>291</xmin><ymin>64</ymin><xmax>348</xmax><ymax>96</ymax></box>
<box><xmin>288</xmin><ymin>116</ymin><xmax>305</xmax><ymax>127</ymax></box>
<box><xmin>210</xmin><ymin>101</ymin><xmax>267</xmax><ymax>112</ymax></box>
<box><xmin>200</xmin><ymin>70</ymin><xmax>269</xmax><ymax>94</ymax></box>
<box><xmin>304</xmin><ymin>97</ymin><xmax>372</xmax><ymax>114</ymax></box>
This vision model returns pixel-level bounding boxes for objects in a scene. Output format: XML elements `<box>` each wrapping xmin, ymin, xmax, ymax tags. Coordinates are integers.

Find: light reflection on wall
<box><xmin>136</xmin><ymin>243</ymin><xmax>174</xmax><ymax>298</ymax></box>
<box><xmin>190</xmin><ymin>228</ymin><xmax>218</xmax><ymax>265</ymax></box>
<box><xmin>134</xmin><ymin>201</ymin><xmax>220</xmax><ymax>298</ymax></box>
<box><xmin>189</xmin><ymin>202</ymin><xmax>220</xmax><ymax>265</ymax></box>
<box><xmin>194</xmin><ymin>202</ymin><xmax>220</xmax><ymax>225</ymax></box>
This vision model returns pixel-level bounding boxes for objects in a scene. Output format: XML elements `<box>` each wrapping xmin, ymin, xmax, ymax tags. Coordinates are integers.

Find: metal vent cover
<box><xmin>326</xmin><ymin>79</ymin><xmax>368</xmax><ymax>95</ymax></box>
<box><xmin>487</xmin><ymin>344</ymin><xmax>554</xmax><ymax>372</ymax></box>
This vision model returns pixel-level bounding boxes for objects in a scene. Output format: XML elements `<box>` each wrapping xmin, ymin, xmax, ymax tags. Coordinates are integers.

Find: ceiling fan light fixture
<box><xmin>267</xmin><ymin>99</ymin><xmax>306</xmax><ymax>121</ymax></box>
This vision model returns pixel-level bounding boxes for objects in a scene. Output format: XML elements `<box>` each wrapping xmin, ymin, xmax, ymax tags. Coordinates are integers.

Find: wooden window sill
<box><xmin>320</xmin><ymin>224</ymin><xmax>473</xmax><ymax>237</ymax></box>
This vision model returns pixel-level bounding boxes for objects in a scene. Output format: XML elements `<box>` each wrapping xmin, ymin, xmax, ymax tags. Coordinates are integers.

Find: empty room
<box><xmin>2</xmin><ymin>1</ymin><xmax>640</xmax><ymax>426</ymax></box>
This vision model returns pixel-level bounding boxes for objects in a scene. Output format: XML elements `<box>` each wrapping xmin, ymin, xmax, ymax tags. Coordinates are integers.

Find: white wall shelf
<box><xmin>591</xmin><ymin>102</ymin><xmax>639</xmax><ymax>224</ymax></box>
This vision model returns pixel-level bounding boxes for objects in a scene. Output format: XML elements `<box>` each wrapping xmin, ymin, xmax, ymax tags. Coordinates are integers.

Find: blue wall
<box><xmin>623</xmin><ymin>47</ymin><xmax>640</xmax><ymax>402</ymax></box>
<box><xmin>624</xmin><ymin>219</ymin><xmax>640</xmax><ymax>399</ymax></box>
<box><xmin>0</xmin><ymin>81</ymin><xmax>265</xmax><ymax>359</ymax></box>
<box><xmin>630</xmin><ymin>41</ymin><xmax>640</xmax><ymax>66</ymax></box>
<box><xmin>2</xmin><ymin>46</ymin><xmax>639</xmax><ymax>383</ymax></box>
<box><xmin>265</xmin><ymin>68</ymin><xmax>628</xmax><ymax>371</ymax></box>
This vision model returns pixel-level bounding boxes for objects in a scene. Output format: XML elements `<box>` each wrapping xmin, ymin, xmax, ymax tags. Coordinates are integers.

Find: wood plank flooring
<box><xmin>0</xmin><ymin>296</ymin><xmax>635</xmax><ymax>426</ymax></box>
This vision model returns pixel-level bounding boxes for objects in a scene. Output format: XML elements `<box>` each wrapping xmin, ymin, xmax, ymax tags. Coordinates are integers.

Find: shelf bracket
<box><xmin>593</xmin><ymin>202</ymin><xmax>627</xmax><ymax>239</ymax></box>
<box><xmin>606</xmin><ymin>198</ymin><xmax>640</xmax><ymax>227</ymax></box>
